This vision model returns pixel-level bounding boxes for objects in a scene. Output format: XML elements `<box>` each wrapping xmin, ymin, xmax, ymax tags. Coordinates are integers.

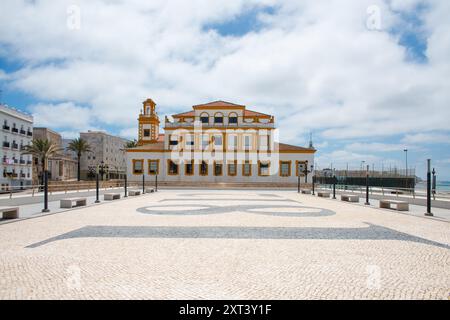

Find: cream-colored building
<box><xmin>80</xmin><ymin>131</ymin><xmax>128</xmax><ymax>180</ymax></box>
<box><xmin>33</xmin><ymin>128</ymin><xmax>78</xmax><ymax>183</ymax></box>
<box><xmin>126</xmin><ymin>99</ymin><xmax>316</xmax><ymax>187</ymax></box>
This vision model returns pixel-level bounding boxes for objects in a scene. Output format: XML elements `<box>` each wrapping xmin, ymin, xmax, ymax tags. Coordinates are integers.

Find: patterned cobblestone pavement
<box><xmin>0</xmin><ymin>190</ymin><xmax>449</xmax><ymax>299</ymax></box>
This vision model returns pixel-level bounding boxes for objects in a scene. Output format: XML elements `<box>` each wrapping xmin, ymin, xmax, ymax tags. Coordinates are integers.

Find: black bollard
<box><xmin>365</xmin><ymin>165</ymin><xmax>370</xmax><ymax>205</ymax></box>
<box><xmin>297</xmin><ymin>174</ymin><xmax>300</xmax><ymax>193</ymax></box>
<box><xmin>95</xmin><ymin>172</ymin><xmax>100</xmax><ymax>203</ymax></box>
<box><xmin>142</xmin><ymin>174</ymin><xmax>145</xmax><ymax>194</ymax></box>
<box><xmin>426</xmin><ymin>159</ymin><xmax>433</xmax><ymax>216</ymax></box>
<box><xmin>155</xmin><ymin>175</ymin><xmax>158</xmax><ymax>192</ymax></box>
<box><xmin>312</xmin><ymin>176</ymin><xmax>315</xmax><ymax>195</ymax></box>
<box><xmin>333</xmin><ymin>175</ymin><xmax>336</xmax><ymax>199</ymax></box>
<box><xmin>124</xmin><ymin>174</ymin><xmax>128</xmax><ymax>197</ymax></box>
<box><xmin>42</xmin><ymin>170</ymin><xmax>50</xmax><ymax>213</ymax></box>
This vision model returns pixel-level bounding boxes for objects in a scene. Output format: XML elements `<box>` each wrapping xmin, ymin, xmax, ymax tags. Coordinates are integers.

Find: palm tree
<box><xmin>125</xmin><ymin>139</ymin><xmax>138</xmax><ymax>148</ymax></box>
<box><xmin>22</xmin><ymin>139</ymin><xmax>62</xmax><ymax>185</ymax></box>
<box><xmin>67</xmin><ymin>138</ymin><xmax>92</xmax><ymax>181</ymax></box>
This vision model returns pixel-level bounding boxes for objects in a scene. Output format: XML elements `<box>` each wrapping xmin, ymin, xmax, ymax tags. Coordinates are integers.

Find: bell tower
<box><xmin>138</xmin><ymin>98</ymin><xmax>160</xmax><ymax>145</ymax></box>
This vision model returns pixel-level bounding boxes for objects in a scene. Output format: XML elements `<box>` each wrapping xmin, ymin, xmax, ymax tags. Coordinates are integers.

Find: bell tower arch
<box><xmin>138</xmin><ymin>98</ymin><xmax>160</xmax><ymax>145</ymax></box>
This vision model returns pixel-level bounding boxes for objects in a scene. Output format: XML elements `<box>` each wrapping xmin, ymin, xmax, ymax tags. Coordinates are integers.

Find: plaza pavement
<box><xmin>0</xmin><ymin>189</ymin><xmax>449</xmax><ymax>299</ymax></box>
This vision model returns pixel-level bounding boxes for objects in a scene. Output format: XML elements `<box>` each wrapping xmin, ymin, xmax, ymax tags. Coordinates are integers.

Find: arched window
<box><xmin>228</xmin><ymin>112</ymin><xmax>238</xmax><ymax>124</ymax></box>
<box><xmin>200</xmin><ymin>112</ymin><xmax>209</xmax><ymax>124</ymax></box>
<box><xmin>214</xmin><ymin>112</ymin><xmax>224</xmax><ymax>124</ymax></box>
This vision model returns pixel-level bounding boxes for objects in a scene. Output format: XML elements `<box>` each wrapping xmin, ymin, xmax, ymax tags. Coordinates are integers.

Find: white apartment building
<box><xmin>80</xmin><ymin>131</ymin><xmax>128</xmax><ymax>180</ymax></box>
<box><xmin>0</xmin><ymin>104</ymin><xmax>33</xmax><ymax>190</ymax></box>
<box><xmin>126</xmin><ymin>99</ymin><xmax>316</xmax><ymax>187</ymax></box>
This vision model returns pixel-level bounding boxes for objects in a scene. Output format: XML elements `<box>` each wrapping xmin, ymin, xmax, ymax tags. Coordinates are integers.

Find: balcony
<box><xmin>12</xmin><ymin>128</ymin><xmax>19</xmax><ymax>133</ymax></box>
<box><xmin>12</xmin><ymin>143</ymin><xmax>19</xmax><ymax>150</ymax></box>
<box><xmin>13</xmin><ymin>159</ymin><xmax>18</xmax><ymax>164</ymax></box>
<box><xmin>2</xmin><ymin>125</ymin><xmax>10</xmax><ymax>131</ymax></box>
<box><xmin>20</xmin><ymin>173</ymin><xmax>26</xmax><ymax>178</ymax></box>
<box><xmin>2</xmin><ymin>142</ymin><xmax>10</xmax><ymax>148</ymax></box>
<box><xmin>27</xmin><ymin>131</ymin><xmax>33</xmax><ymax>137</ymax></box>
<box><xmin>27</xmin><ymin>160</ymin><xmax>32</xmax><ymax>165</ymax></box>
<box><xmin>164</xmin><ymin>121</ymin><xmax>275</xmax><ymax>129</ymax></box>
<box><xmin>20</xmin><ymin>129</ymin><xmax>26</xmax><ymax>135</ymax></box>
<box><xmin>20</xmin><ymin>160</ymin><xmax>26</xmax><ymax>165</ymax></box>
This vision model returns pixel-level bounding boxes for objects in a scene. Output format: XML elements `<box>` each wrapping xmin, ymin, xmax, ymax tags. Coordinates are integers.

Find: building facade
<box><xmin>126</xmin><ymin>99</ymin><xmax>316</xmax><ymax>186</ymax></box>
<box><xmin>80</xmin><ymin>131</ymin><xmax>128</xmax><ymax>180</ymax></box>
<box><xmin>0</xmin><ymin>104</ymin><xmax>33</xmax><ymax>190</ymax></box>
<box><xmin>33</xmin><ymin>128</ymin><xmax>78</xmax><ymax>183</ymax></box>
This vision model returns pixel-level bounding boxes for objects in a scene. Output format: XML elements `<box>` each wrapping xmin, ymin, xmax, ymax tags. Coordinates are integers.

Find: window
<box><xmin>201</xmin><ymin>135</ymin><xmax>210</xmax><ymax>150</ymax></box>
<box><xmin>243</xmin><ymin>161</ymin><xmax>251</xmax><ymax>176</ymax></box>
<box><xmin>227</xmin><ymin>135</ymin><xmax>237</xmax><ymax>150</ymax></box>
<box><xmin>259</xmin><ymin>161</ymin><xmax>270</xmax><ymax>176</ymax></box>
<box><xmin>200</xmin><ymin>161</ymin><xmax>208</xmax><ymax>176</ymax></box>
<box><xmin>133</xmin><ymin>159</ymin><xmax>143</xmax><ymax>174</ymax></box>
<box><xmin>169</xmin><ymin>135</ymin><xmax>178</xmax><ymax>146</ymax></box>
<box><xmin>280</xmin><ymin>161</ymin><xmax>291</xmax><ymax>177</ymax></box>
<box><xmin>228</xmin><ymin>161</ymin><xmax>237</xmax><ymax>176</ymax></box>
<box><xmin>228</xmin><ymin>113</ymin><xmax>238</xmax><ymax>124</ymax></box>
<box><xmin>185</xmin><ymin>160</ymin><xmax>194</xmax><ymax>175</ymax></box>
<box><xmin>213</xmin><ymin>135</ymin><xmax>223</xmax><ymax>146</ymax></box>
<box><xmin>214</xmin><ymin>162</ymin><xmax>223</xmax><ymax>176</ymax></box>
<box><xmin>168</xmin><ymin>160</ymin><xmax>178</xmax><ymax>175</ymax></box>
<box><xmin>143</xmin><ymin>129</ymin><xmax>151</xmax><ymax>137</ymax></box>
<box><xmin>148</xmin><ymin>160</ymin><xmax>159</xmax><ymax>175</ymax></box>
<box><xmin>244</xmin><ymin>135</ymin><xmax>252</xmax><ymax>149</ymax></box>
<box><xmin>214</xmin><ymin>113</ymin><xmax>224</xmax><ymax>124</ymax></box>
<box><xmin>296</xmin><ymin>161</ymin><xmax>307</xmax><ymax>176</ymax></box>
<box><xmin>259</xmin><ymin>135</ymin><xmax>269</xmax><ymax>151</ymax></box>
<box><xmin>185</xmin><ymin>135</ymin><xmax>194</xmax><ymax>147</ymax></box>
<box><xmin>200</xmin><ymin>113</ymin><xmax>209</xmax><ymax>124</ymax></box>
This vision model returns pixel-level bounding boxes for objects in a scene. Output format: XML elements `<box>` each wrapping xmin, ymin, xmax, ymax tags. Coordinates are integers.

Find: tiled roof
<box><xmin>193</xmin><ymin>100</ymin><xmax>245</xmax><ymax>108</ymax></box>
<box><xmin>276</xmin><ymin>142</ymin><xmax>316</xmax><ymax>152</ymax></box>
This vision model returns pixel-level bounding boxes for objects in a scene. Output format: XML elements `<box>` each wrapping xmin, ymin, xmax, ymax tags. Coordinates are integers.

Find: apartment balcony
<box><xmin>27</xmin><ymin>131</ymin><xmax>33</xmax><ymax>137</ymax></box>
<box><xmin>19</xmin><ymin>160</ymin><xmax>26</xmax><ymax>165</ymax></box>
<box><xmin>164</xmin><ymin>121</ymin><xmax>275</xmax><ymax>129</ymax></box>
<box><xmin>20</xmin><ymin>129</ymin><xmax>26</xmax><ymax>135</ymax></box>
<box><xmin>12</xmin><ymin>143</ymin><xmax>19</xmax><ymax>150</ymax></box>
<box><xmin>12</xmin><ymin>128</ymin><xmax>19</xmax><ymax>133</ymax></box>
<box><xmin>2</xmin><ymin>125</ymin><xmax>10</xmax><ymax>131</ymax></box>
<box><xmin>27</xmin><ymin>160</ymin><xmax>32</xmax><ymax>165</ymax></box>
<box><xmin>20</xmin><ymin>173</ymin><xmax>26</xmax><ymax>178</ymax></box>
<box><xmin>2</xmin><ymin>142</ymin><xmax>10</xmax><ymax>148</ymax></box>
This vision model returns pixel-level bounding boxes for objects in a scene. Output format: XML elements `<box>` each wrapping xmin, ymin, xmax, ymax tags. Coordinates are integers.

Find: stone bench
<box><xmin>301</xmin><ymin>189</ymin><xmax>312</xmax><ymax>194</ymax></box>
<box><xmin>145</xmin><ymin>188</ymin><xmax>156</xmax><ymax>193</ymax></box>
<box><xmin>317</xmin><ymin>191</ymin><xmax>331</xmax><ymax>198</ymax></box>
<box><xmin>0</xmin><ymin>206</ymin><xmax>19</xmax><ymax>219</ymax></box>
<box><xmin>341</xmin><ymin>194</ymin><xmax>359</xmax><ymax>203</ymax></box>
<box><xmin>380</xmin><ymin>199</ymin><xmax>409</xmax><ymax>211</ymax></box>
<box><xmin>104</xmin><ymin>193</ymin><xmax>121</xmax><ymax>201</ymax></box>
<box><xmin>129</xmin><ymin>190</ymin><xmax>141</xmax><ymax>196</ymax></box>
<box><xmin>60</xmin><ymin>197</ymin><xmax>87</xmax><ymax>209</ymax></box>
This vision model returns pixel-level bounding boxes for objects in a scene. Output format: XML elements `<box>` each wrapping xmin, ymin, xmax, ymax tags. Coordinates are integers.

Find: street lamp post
<box><xmin>426</xmin><ymin>159</ymin><xmax>433</xmax><ymax>216</ymax></box>
<box><xmin>365</xmin><ymin>165</ymin><xmax>370</xmax><ymax>205</ymax></box>
<box><xmin>404</xmin><ymin>149</ymin><xmax>408</xmax><ymax>177</ymax></box>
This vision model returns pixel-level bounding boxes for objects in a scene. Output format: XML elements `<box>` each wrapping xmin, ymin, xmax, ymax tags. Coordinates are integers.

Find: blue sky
<box><xmin>0</xmin><ymin>0</ymin><xmax>449</xmax><ymax>179</ymax></box>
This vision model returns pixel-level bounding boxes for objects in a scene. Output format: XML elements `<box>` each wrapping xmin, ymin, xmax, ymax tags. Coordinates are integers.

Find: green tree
<box><xmin>22</xmin><ymin>139</ymin><xmax>62</xmax><ymax>183</ymax></box>
<box><xmin>125</xmin><ymin>139</ymin><xmax>138</xmax><ymax>148</ymax></box>
<box><xmin>67</xmin><ymin>138</ymin><xmax>92</xmax><ymax>181</ymax></box>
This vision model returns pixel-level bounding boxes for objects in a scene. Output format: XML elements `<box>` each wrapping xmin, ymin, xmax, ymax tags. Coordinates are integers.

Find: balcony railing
<box><xmin>12</xmin><ymin>128</ymin><xmax>19</xmax><ymax>133</ymax></box>
<box><xmin>12</xmin><ymin>143</ymin><xmax>19</xmax><ymax>150</ymax></box>
<box><xmin>2</xmin><ymin>125</ymin><xmax>10</xmax><ymax>131</ymax></box>
<box><xmin>20</xmin><ymin>129</ymin><xmax>26</xmax><ymax>135</ymax></box>
<box><xmin>3</xmin><ymin>142</ymin><xmax>10</xmax><ymax>148</ymax></box>
<box><xmin>20</xmin><ymin>160</ymin><xmax>26</xmax><ymax>165</ymax></box>
<box><xmin>164</xmin><ymin>121</ymin><xmax>275</xmax><ymax>129</ymax></box>
<box><xmin>27</xmin><ymin>131</ymin><xmax>33</xmax><ymax>136</ymax></box>
<box><xmin>27</xmin><ymin>160</ymin><xmax>32</xmax><ymax>165</ymax></box>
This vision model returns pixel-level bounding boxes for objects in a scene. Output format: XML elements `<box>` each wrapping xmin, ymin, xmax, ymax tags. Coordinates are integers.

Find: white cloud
<box><xmin>0</xmin><ymin>0</ymin><xmax>448</xmax><ymax>149</ymax></box>
<box><xmin>402</xmin><ymin>133</ymin><xmax>450</xmax><ymax>144</ymax></box>
<box><xmin>345</xmin><ymin>142</ymin><xmax>413</xmax><ymax>153</ymax></box>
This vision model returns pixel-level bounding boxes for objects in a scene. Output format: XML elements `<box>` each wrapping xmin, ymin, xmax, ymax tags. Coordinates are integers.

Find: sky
<box><xmin>0</xmin><ymin>0</ymin><xmax>449</xmax><ymax>179</ymax></box>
